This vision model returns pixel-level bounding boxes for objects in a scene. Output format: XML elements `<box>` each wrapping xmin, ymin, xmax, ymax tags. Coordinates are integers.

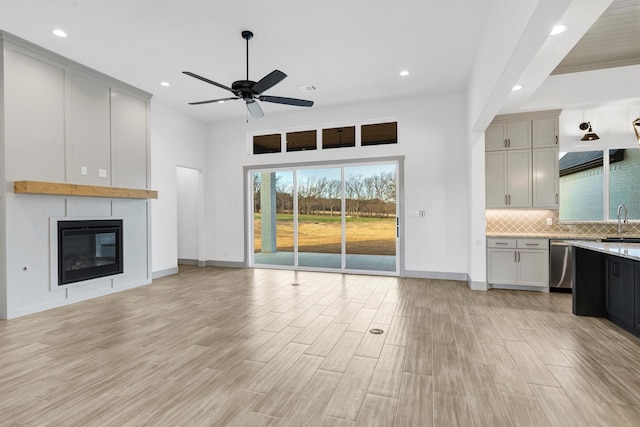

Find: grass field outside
<box><xmin>254</xmin><ymin>213</ymin><xmax>396</xmax><ymax>255</ymax></box>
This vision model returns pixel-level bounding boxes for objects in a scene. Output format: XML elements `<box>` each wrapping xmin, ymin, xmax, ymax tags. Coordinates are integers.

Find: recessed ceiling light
<box><xmin>550</xmin><ymin>24</ymin><xmax>567</xmax><ymax>35</ymax></box>
<box><xmin>52</xmin><ymin>29</ymin><xmax>67</xmax><ymax>38</ymax></box>
<box><xmin>400</xmin><ymin>70</ymin><xmax>409</xmax><ymax>77</ymax></box>
<box><xmin>300</xmin><ymin>85</ymin><xmax>317</xmax><ymax>92</ymax></box>
<box><xmin>160</xmin><ymin>81</ymin><xmax>170</xmax><ymax>87</ymax></box>
<box><xmin>512</xmin><ymin>84</ymin><xmax>523</xmax><ymax>91</ymax></box>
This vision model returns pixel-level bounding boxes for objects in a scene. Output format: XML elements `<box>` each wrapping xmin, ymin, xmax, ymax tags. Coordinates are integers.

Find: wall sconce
<box><xmin>634</xmin><ymin>117</ymin><xmax>640</xmax><ymax>144</ymax></box>
<box><xmin>579</xmin><ymin>122</ymin><xmax>599</xmax><ymax>141</ymax></box>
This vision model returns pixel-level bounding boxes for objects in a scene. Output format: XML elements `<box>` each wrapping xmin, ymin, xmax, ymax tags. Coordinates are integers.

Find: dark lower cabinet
<box><xmin>636</xmin><ymin>263</ymin><xmax>640</xmax><ymax>332</ymax></box>
<box><xmin>574</xmin><ymin>248</ymin><xmax>640</xmax><ymax>338</ymax></box>
<box><xmin>606</xmin><ymin>256</ymin><xmax>635</xmax><ymax>329</ymax></box>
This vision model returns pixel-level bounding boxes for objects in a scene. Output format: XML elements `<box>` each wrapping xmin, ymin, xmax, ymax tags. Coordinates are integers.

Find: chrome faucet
<box><xmin>616</xmin><ymin>204</ymin><xmax>628</xmax><ymax>235</ymax></box>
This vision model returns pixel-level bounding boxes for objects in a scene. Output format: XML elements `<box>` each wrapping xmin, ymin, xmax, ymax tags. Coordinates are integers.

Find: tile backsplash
<box><xmin>486</xmin><ymin>209</ymin><xmax>640</xmax><ymax>236</ymax></box>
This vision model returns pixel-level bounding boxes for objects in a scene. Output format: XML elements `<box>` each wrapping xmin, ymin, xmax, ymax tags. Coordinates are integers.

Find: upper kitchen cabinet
<box><xmin>0</xmin><ymin>32</ymin><xmax>152</xmax><ymax>189</ymax></box>
<box><xmin>486</xmin><ymin>150</ymin><xmax>532</xmax><ymax>208</ymax></box>
<box><xmin>485</xmin><ymin>121</ymin><xmax>531</xmax><ymax>151</ymax></box>
<box><xmin>533</xmin><ymin>147</ymin><xmax>559</xmax><ymax>208</ymax></box>
<box><xmin>532</xmin><ymin>118</ymin><xmax>559</xmax><ymax>148</ymax></box>
<box><xmin>485</xmin><ymin>110</ymin><xmax>560</xmax><ymax>209</ymax></box>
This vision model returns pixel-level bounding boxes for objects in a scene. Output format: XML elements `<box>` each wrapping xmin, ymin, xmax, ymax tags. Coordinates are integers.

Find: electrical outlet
<box><xmin>81</xmin><ymin>166</ymin><xmax>87</xmax><ymax>176</ymax></box>
<box><xmin>546</xmin><ymin>217</ymin><xmax>553</xmax><ymax>226</ymax></box>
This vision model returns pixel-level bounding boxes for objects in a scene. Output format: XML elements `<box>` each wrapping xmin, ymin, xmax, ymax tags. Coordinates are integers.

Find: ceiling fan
<box><xmin>183</xmin><ymin>30</ymin><xmax>314</xmax><ymax>119</ymax></box>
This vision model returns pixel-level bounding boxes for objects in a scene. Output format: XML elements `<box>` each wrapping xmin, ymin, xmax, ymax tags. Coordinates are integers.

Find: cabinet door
<box><xmin>485</xmin><ymin>123</ymin><xmax>507</xmax><ymax>151</ymax></box>
<box><xmin>507</xmin><ymin>150</ymin><xmax>532</xmax><ymax>208</ymax></box>
<box><xmin>506</xmin><ymin>121</ymin><xmax>531</xmax><ymax>149</ymax></box>
<box><xmin>607</xmin><ymin>258</ymin><xmax>623</xmax><ymax>322</ymax></box>
<box><xmin>518</xmin><ymin>250</ymin><xmax>549</xmax><ymax>287</ymax></box>
<box><xmin>606</xmin><ymin>256</ymin><xmax>634</xmax><ymax>327</ymax></box>
<box><xmin>533</xmin><ymin>147</ymin><xmax>559</xmax><ymax>208</ymax></box>
<box><xmin>635</xmin><ymin>263</ymin><xmax>640</xmax><ymax>331</ymax></box>
<box><xmin>533</xmin><ymin>118</ymin><xmax>558</xmax><ymax>148</ymax></box>
<box><xmin>620</xmin><ymin>258</ymin><xmax>635</xmax><ymax>327</ymax></box>
<box><xmin>487</xmin><ymin>249</ymin><xmax>518</xmax><ymax>285</ymax></box>
<box><xmin>485</xmin><ymin>151</ymin><xmax>508</xmax><ymax>208</ymax></box>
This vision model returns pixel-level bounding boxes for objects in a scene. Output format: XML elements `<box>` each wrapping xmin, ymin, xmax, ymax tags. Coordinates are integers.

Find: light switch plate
<box><xmin>98</xmin><ymin>169</ymin><xmax>107</xmax><ymax>178</ymax></box>
<box><xmin>81</xmin><ymin>166</ymin><xmax>87</xmax><ymax>176</ymax></box>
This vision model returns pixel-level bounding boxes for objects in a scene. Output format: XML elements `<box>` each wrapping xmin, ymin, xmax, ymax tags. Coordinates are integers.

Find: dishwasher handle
<box><xmin>550</xmin><ymin>241</ymin><xmax>571</xmax><ymax>247</ymax></box>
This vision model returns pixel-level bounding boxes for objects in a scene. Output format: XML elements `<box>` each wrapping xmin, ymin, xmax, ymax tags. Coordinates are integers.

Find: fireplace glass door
<box><xmin>58</xmin><ymin>220</ymin><xmax>123</xmax><ymax>286</ymax></box>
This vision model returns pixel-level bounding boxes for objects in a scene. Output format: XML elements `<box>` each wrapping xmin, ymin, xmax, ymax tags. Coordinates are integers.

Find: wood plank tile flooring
<box><xmin>2</xmin><ymin>266</ymin><xmax>640</xmax><ymax>426</ymax></box>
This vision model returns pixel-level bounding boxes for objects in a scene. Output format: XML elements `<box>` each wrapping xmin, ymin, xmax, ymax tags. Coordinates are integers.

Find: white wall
<box><xmin>205</xmin><ymin>93</ymin><xmax>470</xmax><ymax>278</ymax></box>
<box><xmin>150</xmin><ymin>102</ymin><xmax>208</xmax><ymax>276</ymax></box>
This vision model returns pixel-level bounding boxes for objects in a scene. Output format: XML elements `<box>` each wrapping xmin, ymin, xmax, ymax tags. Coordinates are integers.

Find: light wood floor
<box><xmin>2</xmin><ymin>266</ymin><xmax>640</xmax><ymax>426</ymax></box>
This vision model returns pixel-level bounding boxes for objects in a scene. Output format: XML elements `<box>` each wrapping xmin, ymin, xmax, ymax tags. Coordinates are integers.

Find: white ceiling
<box><xmin>0</xmin><ymin>0</ymin><xmax>494</xmax><ymax>123</ymax></box>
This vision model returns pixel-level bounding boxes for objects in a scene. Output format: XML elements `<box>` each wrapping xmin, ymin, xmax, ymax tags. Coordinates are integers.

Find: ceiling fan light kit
<box><xmin>183</xmin><ymin>30</ymin><xmax>313</xmax><ymax>119</ymax></box>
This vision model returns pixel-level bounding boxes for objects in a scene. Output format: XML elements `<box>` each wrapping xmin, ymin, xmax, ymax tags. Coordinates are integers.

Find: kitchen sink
<box><xmin>601</xmin><ymin>238</ymin><xmax>640</xmax><ymax>243</ymax></box>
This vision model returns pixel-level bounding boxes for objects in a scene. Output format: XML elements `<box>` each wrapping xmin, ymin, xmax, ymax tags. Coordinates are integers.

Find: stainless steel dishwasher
<box><xmin>549</xmin><ymin>240</ymin><xmax>573</xmax><ymax>292</ymax></box>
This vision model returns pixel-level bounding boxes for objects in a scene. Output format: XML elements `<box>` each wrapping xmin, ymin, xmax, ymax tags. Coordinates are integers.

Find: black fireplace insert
<box><xmin>58</xmin><ymin>219</ymin><xmax>123</xmax><ymax>286</ymax></box>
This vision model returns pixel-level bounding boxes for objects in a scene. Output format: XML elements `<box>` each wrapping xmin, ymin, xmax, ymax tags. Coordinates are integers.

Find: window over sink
<box><xmin>559</xmin><ymin>148</ymin><xmax>640</xmax><ymax>222</ymax></box>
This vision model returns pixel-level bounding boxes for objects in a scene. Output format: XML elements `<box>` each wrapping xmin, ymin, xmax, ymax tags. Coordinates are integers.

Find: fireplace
<box><xmin>57</xmin><ymin>219</ymin><xmax>123</xmax><ymax>286</ymax></box>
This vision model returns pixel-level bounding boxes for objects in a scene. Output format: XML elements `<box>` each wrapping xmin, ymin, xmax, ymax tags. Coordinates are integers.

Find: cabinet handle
<box><xmin>555</xmin><ymin>135</ymin><xmax>558</xmax><ymax>145</ymax></box>
<box><xmin>555</xmin><ymin>193</ymin><xmax>558</xmax><ymax>204</ymax></box>
<box><xmin>504</xmin><ymin>139</ymin><xmax>508</xmax><ymax>148</ymax></box>
<box><xmin>508</xmin><ymin>194</ymin><xmax>511</xmax><ymax>205</ymax></box>
<box><xmin>517</xmin><ymin>251</ymin><xmax>521</xmax><ymax>262</ymax></box>
<box><xmin>514</xmin><ymin>251</ymin><xmax>517</xmax><ymax>262</ymax></box>
<box><xmin>525</xmin><ymin>243</ymin><xmax>539</xmax><ymax>246</ymax></box>
<box><xmin>504</xmin><ymin>195</ymin><xmax>508</xmax><ymax>205</ymax></box>
<box><xmin>507</xmin><ymin>138</ymin><xmax>511</xmax><ymax>148</ymax></box>
<box><xmin>495</xmin><ymin>242</ymin><xmax>509</xmax><ymax>245</ymax></box>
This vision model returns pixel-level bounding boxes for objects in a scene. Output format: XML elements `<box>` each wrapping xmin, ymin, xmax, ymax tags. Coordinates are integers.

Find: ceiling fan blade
<box><xmin>259</xmin><ymin>95</ymin><xmax>313</xmax><ymax>107</ymax></box>
<box><xmin>182</xmin><ymin>71</ymin><xmax>235</xmax><ymax>93</ymax></box>
<box><xmin>246</xmin><ymin>99</ymin><xmax>264</xmax><ymax>118</ymax></box>
<box><xmin>251</xmin><ymin>70</ymin><xmax>287</xmax><ymax>94</ymax></box>
<box><xmin>188</xmin><ymin>97</ymin><xmax>239</xmax><ymax>105</ymax></box>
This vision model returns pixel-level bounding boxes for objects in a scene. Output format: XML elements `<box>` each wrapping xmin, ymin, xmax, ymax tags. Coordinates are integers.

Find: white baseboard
<box><xmin>403</xmin><ymin>270</ymin><xmax>467</xmax><ymax>281</ymax></box>
<box><xmin>152</xmin><ymin>267</ymin><xmax>179</xmax><ymax>279</ymax></box>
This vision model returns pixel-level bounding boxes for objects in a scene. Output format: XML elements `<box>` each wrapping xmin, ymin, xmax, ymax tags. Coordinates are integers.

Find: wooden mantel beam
<box><xmin>14</xmin><ymin>181</ymin><xmax>158</xmax><ymax>199</ymax></box>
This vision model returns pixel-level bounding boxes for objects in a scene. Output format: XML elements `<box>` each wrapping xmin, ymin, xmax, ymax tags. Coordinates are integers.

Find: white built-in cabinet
<box><xmin>485</xmin><ymin>120</ymin><xmax>531</xmax><ymax>151</ymax></box>
<box><xmin>2</xmin><ymin>32</ymin><xmax>152</xmax><ymax>189</ymax></box>
<box><xmin>485</xmin><ymin>111</ymin><xmax>560</xmax><ymax>209</ymax></box>
<box><xmin>485</xmin><ymin>149</ymin><xmax>532</xmax><ymax>208</ymax></box>
<box><xmin>487</xmin><ymin>238</ymin><xmax>549</xmax><ymax>288</ymax></box>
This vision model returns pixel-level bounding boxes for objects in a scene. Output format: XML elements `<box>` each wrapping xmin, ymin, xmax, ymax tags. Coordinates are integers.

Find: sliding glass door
<box><xmin>251</xmin><ymin>161</ymin><xmax>398</xmax><ymax>274</ymax></box>
<box><xmin>344</xmin><ymin>165</ymin><xmax>397</xmax><ymax>272</ymax></box>
<box><xmin>297</xmin><ymin>167</ymin><xmax>343</xmax><ymax>269</ymax></box>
